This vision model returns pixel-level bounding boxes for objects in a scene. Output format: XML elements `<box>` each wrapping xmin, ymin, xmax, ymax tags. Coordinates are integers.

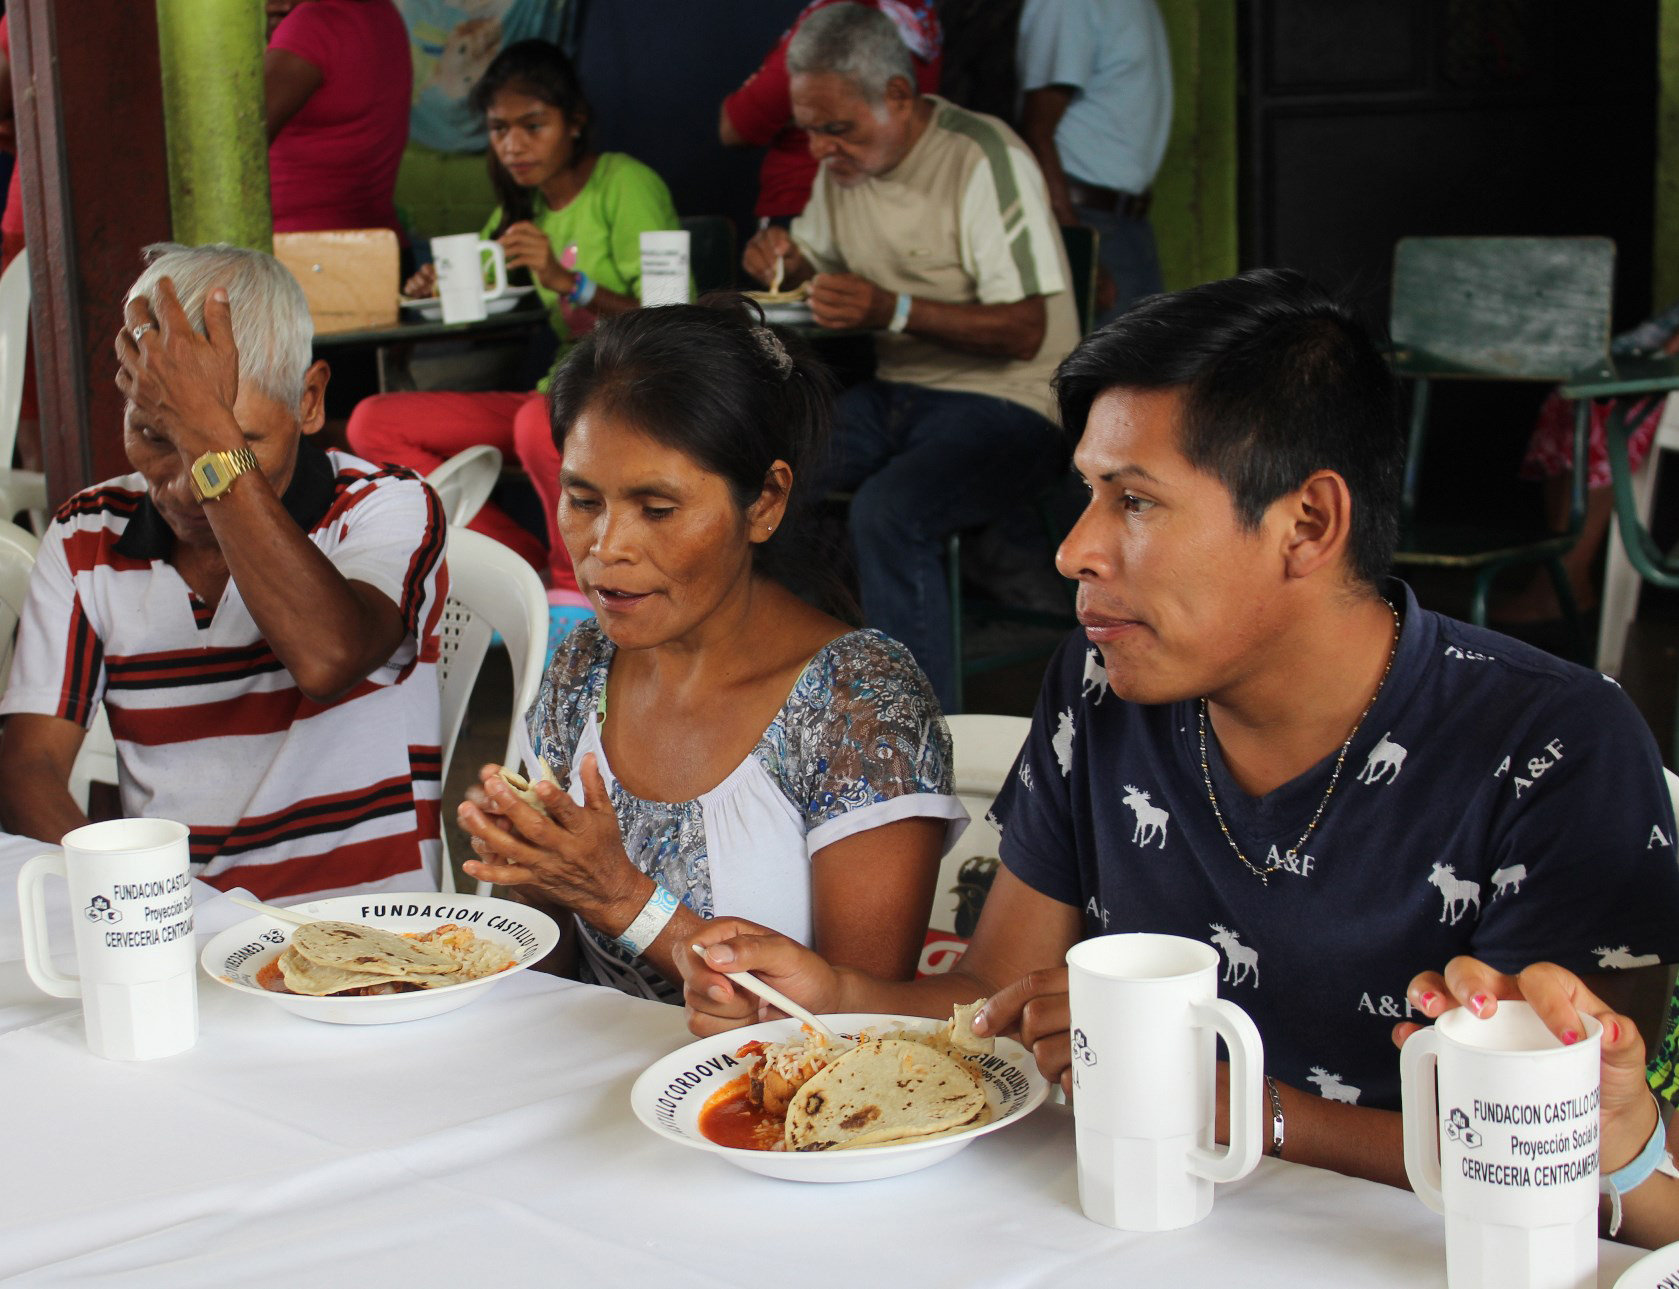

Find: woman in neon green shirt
<box><xmin>348</xmin><ymin>39</ymin><xmax>680</xmax><ymax>624</ymax></box>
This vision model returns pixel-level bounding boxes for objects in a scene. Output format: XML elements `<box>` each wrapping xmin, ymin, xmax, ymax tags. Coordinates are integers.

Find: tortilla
<box><xmin>275</xmin><ymin>944</ymin><xmax>419</xmax><ymax>996</ymax></box>
<box><xmin>498</xmin><ymin>762</ymin><xmax>560</xmax><ymax>817</ymax></box>
<box><xmin>948</xmin><ymin>1000</ymin><xmax>994</xmax><ymax>1056</ymax></box>
<box><xmin>289</xmin><ymin>920</ymin><xmax>460</xmax><ymax>978</ymax></box>
<box><xmin>783</xmin><ymin>1038</ymin><xmax>988</xmax><ymax>1152</ymax></box>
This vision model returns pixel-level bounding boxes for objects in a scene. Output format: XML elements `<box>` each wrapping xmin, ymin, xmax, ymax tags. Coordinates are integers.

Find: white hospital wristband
<box><xmin>887</xmin><ymin>292</ymin><xmax>912</xmax><ymax>333</ymax></box>
<box><xmin>612</xmin><ymin>883</ymin><xmax>681</xmax><ymax>956</ymax></box>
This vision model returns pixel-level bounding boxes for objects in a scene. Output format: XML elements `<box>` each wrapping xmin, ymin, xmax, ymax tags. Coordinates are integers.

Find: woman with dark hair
<box><xmin>347</xmin><ymin>39</ymin><xmax>679</xmax><ymax>636</ymax></box>
<box><xmin>456</xmin><ymin>301</ymin><xmax>966</xmax><ymax>1002</ymax></box>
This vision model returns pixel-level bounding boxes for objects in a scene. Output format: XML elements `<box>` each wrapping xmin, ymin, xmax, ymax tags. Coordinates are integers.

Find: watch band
<box><xmin>1264</xmin><ymin>1075</ymin><xmax>1285</xmax><ymax>1158</ymax></box>
<box><xmin>190</xmin><ymin>447</ymin><xmax>260</xmax><ymax>502</ymax></box>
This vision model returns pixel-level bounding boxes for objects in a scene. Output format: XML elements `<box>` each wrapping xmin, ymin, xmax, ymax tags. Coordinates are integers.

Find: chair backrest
<box><xmin>436</xmin><ymin>526</ymin><xmax>549</xmax><ymax>782</ymax></box>
<box><xmin>1390</xmin><ymin>237</ymin><xmax>1615</xmax><ymax>381</ymax></box>
<box><xmin>680</xmin><ymin>215</ymin><xmax>737</xmax><ymax>295</ymax></box>
<box><xmin>0</xmin><ymin>248</ymin><xmax>28</xmax><ymax>468</ymax></box>
<box><xmin>920</xmin><ymin>713</ymin><xmax>1031</xmax><ymax>976</ymax></box>
<box><xmin>426</xmin><ymin>444</ymin><xmax>503</xmax><ymax>528</ymax></box>
<box><xmin>1059</xmin><ymin>224</ymin><xmax>1099</xmax><ymax>335</ymax></box>
<box><xmin>0</xmin><ymin>516</ymin><xmax>38</xmax><ymax>691</ymax></box>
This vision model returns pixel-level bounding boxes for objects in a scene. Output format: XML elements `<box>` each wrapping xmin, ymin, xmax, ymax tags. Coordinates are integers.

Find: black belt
<box><xmin>1065</xmin><ymin>178</ymin><xmax>1151</xmax><ymax>219</ymax></box>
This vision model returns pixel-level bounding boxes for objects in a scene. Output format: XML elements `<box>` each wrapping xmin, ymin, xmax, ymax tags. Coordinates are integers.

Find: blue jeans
<box><xmin>1075</xmin><ymin>202</ymin><xmax>1165</xmax><ymax>328</ymax></box>
<box><xmin>825</xmin><ymin>381</ymin><xmax>1066</xmax><ymax>710</ymax></box>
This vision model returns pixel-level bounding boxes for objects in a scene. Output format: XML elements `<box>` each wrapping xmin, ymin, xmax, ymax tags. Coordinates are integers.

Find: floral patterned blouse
<box><xmin>522</xmin><ymin>620</ymin><xmax>967</xmax><ymax>1001</ymax></box>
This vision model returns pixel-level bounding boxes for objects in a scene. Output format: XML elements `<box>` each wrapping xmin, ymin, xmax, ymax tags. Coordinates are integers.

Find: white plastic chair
<box><xmin>426</xmin><ymin>445</ymin><xmax>503</xmax><ymax>528</ymax></box>
<box><xmin>0</xmin><ymin>517</ymin><xmax>117</xmax><ymax>810</ymax></box>
<box><xmin>435</xmin><ymin>526</ymin><xmax>548</xmax><ymax>896</ymax></box>
<box><xmin>1597</xmin><ymin>396</ymin><xmax>1679</xmax><ymax>675</ymax></box>
<box><xmin>920</xmin><ymin>713</ymin><xmax>1031</xmax><ymax>976</ymax></box>
<box><xmin>0</xmin><ymin>249</ymin><xmax>46</xmax><ymax>531</ymax></box>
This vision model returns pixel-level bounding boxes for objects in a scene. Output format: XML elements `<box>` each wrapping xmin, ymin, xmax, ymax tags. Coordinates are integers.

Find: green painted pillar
<box><xmin>1153</xmin><ymin>0</ymin><xmax>1239</xmax><ymax>290</ymax></box>
<box><xmin>1658</xmin><ymin>0</ymin><xmax>1679</xmax><ymax>308</ymax></box>
<box><xmin>156</xmin><ymin>0</ymin><xmax>271</xmax><ymax>249</ymax></box>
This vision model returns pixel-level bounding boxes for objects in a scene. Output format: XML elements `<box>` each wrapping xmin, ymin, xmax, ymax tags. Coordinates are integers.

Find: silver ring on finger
<box><xmin>131</xmin><ymin>323</ymin><xmax>156</xmax><ymax>343</ymax></box>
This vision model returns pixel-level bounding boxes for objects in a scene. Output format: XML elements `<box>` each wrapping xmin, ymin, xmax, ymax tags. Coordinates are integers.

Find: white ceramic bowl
<box><xmin>200</xmin><ymin>891</ymin><xmax>559</xmax><ymax>1025</ymax></box>
<box><xmin>630</xmin><ymin>1012</ymin><xmax>1049</xmax><ymax>1183</ymax></box>
<box><xmin>1616</xmin><ymin>1240</ymin><xmax>1679</xmax><ymax>1288</ymax></box>
<box><xmin>399</xmin><ymin>285</ymin><xmax>535</xmax><ymax>322</ymax></box>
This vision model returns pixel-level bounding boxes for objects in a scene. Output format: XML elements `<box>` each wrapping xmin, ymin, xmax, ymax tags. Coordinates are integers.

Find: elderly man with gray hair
<box><xmin>0</xmin><ymin>243</ymin><xmax>448</xmax><ymax>901</ymax></box>
<box><xmin>743</xmin><ymin>1</ymin><xmax>1078</xmax><ymax>711</ymax></box>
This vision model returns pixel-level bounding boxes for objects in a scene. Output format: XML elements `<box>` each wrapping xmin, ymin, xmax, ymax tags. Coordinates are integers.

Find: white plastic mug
<box><xmin>638</xmin><ymin>229</ymin><xmax>691</xmax><ymax>306</ymax></box>
<box><xmin>1401</xmin><ymin>1002</ymin><xmax>1601</xmax><ymax>1289</ymax></box>
<box><xmin>431</xmin><ymin>233</ymin><xmax>508</xmax><ymax>323</ymax></box>
<box><xmin>18</xmin><ymin>818</ymin><xmax>199</xmax><ymax>1060</ymax></box>
<box><xmin>1065</xmin><ymin>933</ymin><xmax>1265</xmax><ymax>1230</ymax></box>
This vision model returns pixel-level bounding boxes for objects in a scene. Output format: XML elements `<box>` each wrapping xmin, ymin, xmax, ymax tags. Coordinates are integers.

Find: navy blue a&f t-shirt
<box><xmin>989</xmin><ymin>581</ymin><xmax>1679</xmax><ymax>1111</ymax></box>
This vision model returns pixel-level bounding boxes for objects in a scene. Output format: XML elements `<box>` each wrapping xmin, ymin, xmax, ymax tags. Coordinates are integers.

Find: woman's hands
<box><xmin>679</xmin><ymin>917</ymin><xmax>844</xmax><ymax>1037</ymax></box>
<box><xmin>458</xmin><ymin>756</ymin><xmax>646</xmax><ymax>929</ymax></box>
<box><xmin>1396</xmin><ymin>957</ymin><xmax>1658</xmax><ymax>1174</ymax></box>
<box><xmin>499</xmin><ymin>221</ymin><xmax>577</xmax><ymax>296</ymax></box>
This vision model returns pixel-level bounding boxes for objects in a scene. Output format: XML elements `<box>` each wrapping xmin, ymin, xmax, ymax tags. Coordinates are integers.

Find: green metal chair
<box><xmin>680</xmin><ymin>215</ymin><xmax>736</xmax><ymax>295</ymax></box>
<box><xmin>1388</xmin><ymin>236</ymin><xmax>1613</xmax><ymax>652</ymax></box>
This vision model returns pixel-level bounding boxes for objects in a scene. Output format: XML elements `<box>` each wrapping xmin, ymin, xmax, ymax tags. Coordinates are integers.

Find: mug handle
<box><xmin>1185</xmin><ymin>997</ymin><xmax>1264</xmax><ymax>1183</ymax></box>
<box><xmin>17</xmin><ymin>852</ymin><xmax>80</xmax><ymax>998</ymax></box>
<box><xmin>480</xmin><ymin>240</ymin><xmax>508</xmax><ymax>300</ymax></box>
<box><xmin>1400</xmin><ymin>1027</ymin><xmax>1446</xmax><ymax>1214</ymax></box>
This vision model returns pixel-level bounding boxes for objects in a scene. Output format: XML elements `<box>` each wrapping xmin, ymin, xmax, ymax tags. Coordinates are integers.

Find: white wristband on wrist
<box><xmin>887</xmin><ymin>292</ymin><xmax>912</xmax><ymax>333</ymax></box>
<box><xmin>1602</xmin><ymin>1092</ymin><xmax>1679</xmax><ymax>1236</ymax></box>
<box><xmin>612</xmin><ymin>883</ymin><xmax>681</xmax><ymax>956</ymax></box>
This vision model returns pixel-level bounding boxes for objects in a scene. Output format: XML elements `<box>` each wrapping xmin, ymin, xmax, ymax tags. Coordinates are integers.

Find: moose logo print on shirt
<box><xmin>1080</xmin><ymin>649</ymin><xmax>1108</xmax><ymax>705</ymax></box>
<box><xmin>1356</xmin><ymin>731</ymin><xmax>1407</xmax><ymax>785</ymax></box>
<box><xmin>1490</xmin><ymin>864</ymin><xmax>1526</xmax><ymax>898</ymax></box>
<box><xmin>1596</xmin><ymin>945</ymin><xmax>1661</xmax><ymax>969</ymax></box>
<box><xmin>1053</xmin><ymin>708</ymin><xmax>1076</xmax><ymax>776</ymax></box>
<box><xmin>1428</xmin><ymin>863</ymin><xmax>1482</xmax><ymax>925</ymax></box>
<box><xmin>1122</xmin><ymin>785</ymin><xmax>1169</xmax><ymax>849</ymax></box>
<box><xmin>1209</xmin><ymin>923</ymin><xmax>1258</xmax><ymax>986</ymax></box>
<box><xmin>1308</xmin><ymin>1066</ymin><xmax>1361</xmax><ymax>1103</ymax></box>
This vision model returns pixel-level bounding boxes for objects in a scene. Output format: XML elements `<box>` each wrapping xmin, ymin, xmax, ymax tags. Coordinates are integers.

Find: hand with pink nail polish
<box><xmin>677</xmin><ymin>916</ymin><xmax>843</xmax><ymax>1038</ymax></box>
<box><xmin>1393</xmin><ymin>956</ymin><xmax>1657</xmax><ymax>1191</ymax></box>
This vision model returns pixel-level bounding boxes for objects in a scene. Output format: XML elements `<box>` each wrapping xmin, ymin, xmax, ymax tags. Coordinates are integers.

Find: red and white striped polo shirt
<box><xmin>1</xmin><ymin>443</ymin><xmax>448</xmax><ymax>901</ymax></box>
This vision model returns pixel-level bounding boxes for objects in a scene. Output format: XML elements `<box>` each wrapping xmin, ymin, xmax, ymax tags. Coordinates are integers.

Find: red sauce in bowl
<box><xmin>698</xmin><ymin>1075</ymin><xmax>784</xmax><ymax>1151</ymax></box>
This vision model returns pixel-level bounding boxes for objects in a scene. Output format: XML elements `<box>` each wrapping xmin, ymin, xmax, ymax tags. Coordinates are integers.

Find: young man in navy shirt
<box><xmin>674</xmin><ymin>268</ymin><xmax>1679</xmax><ymax>1187</ymax></box>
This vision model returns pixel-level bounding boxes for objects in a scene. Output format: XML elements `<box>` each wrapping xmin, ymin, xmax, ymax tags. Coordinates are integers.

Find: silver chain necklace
<box><xmin>1197</xmin><ymin>600</ymin><xmax>1401</xmax><ymax>885</ymax></box>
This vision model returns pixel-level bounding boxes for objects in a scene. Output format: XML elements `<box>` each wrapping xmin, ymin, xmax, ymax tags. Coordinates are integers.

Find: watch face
<box><xmin>200</xmin><ymin>463</ymin><xmax>224</xmax><ymax>490</ymax></box>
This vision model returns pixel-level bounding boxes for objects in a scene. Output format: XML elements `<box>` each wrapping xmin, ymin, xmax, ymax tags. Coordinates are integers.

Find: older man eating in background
<box><xmin>0</xmin><ymin>243</ymin><xmax>447</xmax><ymax>901</ymax></box>
<box><xmin>742</xmin><ymin>2</ymin><xmax>1078</xmax><ymax>711</ymax></box>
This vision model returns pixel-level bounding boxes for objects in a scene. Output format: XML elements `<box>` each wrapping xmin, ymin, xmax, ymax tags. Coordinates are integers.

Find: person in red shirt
<box><xmin>265</xmin><ymin>0</ymin><xmax>412</xmax><ymax>235</ymax></box>
<box><xmin>720</xmin><ymin>0</ymin><xmax>941</xmax><ymax>221</ymax></box>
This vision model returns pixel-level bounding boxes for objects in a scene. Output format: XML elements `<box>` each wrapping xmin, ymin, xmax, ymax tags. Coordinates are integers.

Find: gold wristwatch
<box><xmin>188</xmin><ymin>448</ymin><xmax>259</xmax><ymax>502</ymax></box>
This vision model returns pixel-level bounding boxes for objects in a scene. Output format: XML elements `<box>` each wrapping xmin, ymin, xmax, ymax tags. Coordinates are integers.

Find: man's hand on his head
<box><xmin>115</xmin><ymin>277</ymin><xmax>243</xmax><ymax>460</ymax></box>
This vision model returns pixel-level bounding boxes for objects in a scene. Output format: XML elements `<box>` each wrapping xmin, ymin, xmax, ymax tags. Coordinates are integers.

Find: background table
<box><xmin>0</xmin><ymin>854</ymin><xmax>1652</xmax><ymax>1287</ymax></box>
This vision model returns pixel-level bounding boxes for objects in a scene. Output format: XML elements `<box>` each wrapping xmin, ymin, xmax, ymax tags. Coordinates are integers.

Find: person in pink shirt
<box><xmin>265</xmin><ymin>0</ymin><xmax>412</xmax><ymax>235</ymax></box>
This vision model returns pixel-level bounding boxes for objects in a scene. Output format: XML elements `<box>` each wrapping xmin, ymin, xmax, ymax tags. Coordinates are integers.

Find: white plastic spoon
<box><xmin>692</xmin><ymin>944</ymin><xmax>842</xmax><ymax>1042</ymax></box>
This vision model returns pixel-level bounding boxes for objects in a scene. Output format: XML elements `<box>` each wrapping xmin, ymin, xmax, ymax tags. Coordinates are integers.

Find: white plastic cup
<box><xmin>431</xmin><ymin>233</ymin><xmax>508</xmax><ymax>323</ymax></box>
<box><xmin>1065</xmin><ymin>933</ymin><xmax>1264</xmax><ymax>1230</ymax></box>
<box><xmin>639</xmin><ymin>229</ymin><xmax>690</xmax><ymax>306</ymax></box>
<box><xmin>17</xmin><ymin>818</ymin><xmax>199</xmax><ymax>1060</ymax></box>
<box><xmin>1401</xmin><ymin>1001</ymin><xmax>1601</xmax><ymax>1289</ymax></box>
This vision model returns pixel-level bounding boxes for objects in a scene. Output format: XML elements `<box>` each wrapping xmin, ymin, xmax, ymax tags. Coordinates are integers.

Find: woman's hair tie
<box><xmin>752</xmin><ymin>326</ymin><xmax>794</xmax><ymax>379</ymax></box>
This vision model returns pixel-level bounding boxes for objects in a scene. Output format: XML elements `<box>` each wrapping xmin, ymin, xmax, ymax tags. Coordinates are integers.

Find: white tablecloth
<box><xmin>0</xmin><ymin>859</ymin><xmax>1650</xmax><ymax>1288</ymax></box>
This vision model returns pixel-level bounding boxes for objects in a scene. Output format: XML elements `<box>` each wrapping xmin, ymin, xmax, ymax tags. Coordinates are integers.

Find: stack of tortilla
<box><xmin>275</xmin><ymin>921</ymin><xmax>509</xmax><ymax>996</ymax></box>
<box><xmin>783</xmin><ymin>1038</ymin><xmax>990</xmax><ymax>1151</ymax></box>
